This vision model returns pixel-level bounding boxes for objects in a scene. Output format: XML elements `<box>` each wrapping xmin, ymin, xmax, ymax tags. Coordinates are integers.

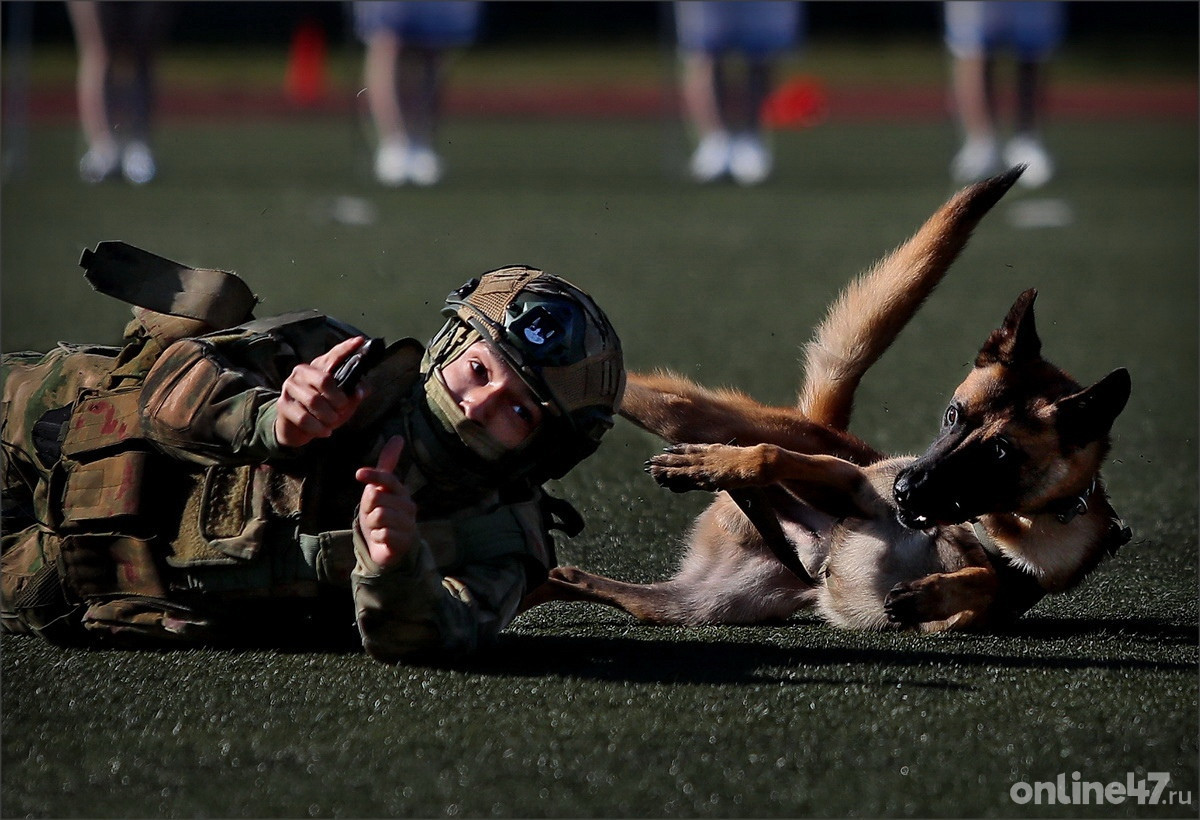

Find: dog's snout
<box><xmin>893</xmin><ymin>468</ymin><xmax>918</xmax><ymax>504</ymax></box>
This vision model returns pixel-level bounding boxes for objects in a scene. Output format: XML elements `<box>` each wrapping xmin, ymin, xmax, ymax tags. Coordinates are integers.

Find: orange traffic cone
<box><xmin>285</xmin><ymin>19</ymin><xmax>328</xmax><ymax>106</ymax></box>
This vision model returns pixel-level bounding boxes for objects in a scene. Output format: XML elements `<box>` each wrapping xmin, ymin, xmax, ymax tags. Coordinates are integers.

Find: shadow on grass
<box><xmin>1003</xmin><ymin>615</ymin><xmax>1198</xmax><ymax>644</ymax></box>
<box><xmin>6</xmin><ymin>613</ymin><xmax>1190</xmax><ymax>690</ymax></box>
<box><xmin>454</xmin><ymin>614</ymin><xmax>1198</xmax><ymax>687</ymax></box>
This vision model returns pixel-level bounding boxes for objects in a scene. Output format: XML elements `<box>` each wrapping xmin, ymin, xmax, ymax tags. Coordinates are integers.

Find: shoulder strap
<box><xmin>80</xmin><ymin>241</ymin><xmax>258</xmax><ymax>330</ymax></box>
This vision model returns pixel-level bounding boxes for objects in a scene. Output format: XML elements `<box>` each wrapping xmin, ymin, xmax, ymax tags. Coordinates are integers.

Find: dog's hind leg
<box><xmin>523</xmin><ymin>567</ymin><xmax>690</xmax><ymax>623</ymax></box>
<box><xmin>527</xmin><ymin>494</ymin><xmax>821</xmax><ymax>625</ymax></box>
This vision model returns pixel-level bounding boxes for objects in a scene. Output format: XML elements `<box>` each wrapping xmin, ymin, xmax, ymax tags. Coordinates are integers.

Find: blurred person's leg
<box><xmin>948</xmin><ymin>53</ymin><xmax>1000</xmax><ymax>182</ymax></box>
<box><xmin>115</xmin><ymin>1</ymin><xmax>169</xmax><ymax>183</ymax></box>
<box><xmin>726</xmin><ymin>1</ymin><xmax>801</xmax><ymax>185</ymax></box>
<box><xmin>401</xmin><ymin>48</ymin><xmax>447</xmax><ymax>186</ymax></box>
<box><xmin>945</xmin><ymin>1</ymin><xmax>1000</xmax><ymax>183</ymax></box>
<box><xmin>356</xmin><ymin>1</ymin><xmax>478</xmax><ymax>186</ymax></box>
<box><xmin>362</xmin><ymin>29</ymin><xmax>409</xmax><ymax>185</ymax></box>
<box><xmin>67</xmin><ymin>0</ymin><xmax>118</xmax><ymax>183</ymax></box>
<box><xmin>679</xmin><ymin>52</ymin><xmax>731</xmax><ymax>182</ymax></box>
<box><xmin>401</xmin><ymin>1</ymin><xmax>479</xmax><ymax>185</ymax></box>
<box><xmin>1000</xmin><ymin>1</ymin><xmax>1064</xmax><ymax>188</ymax></box>
<box><xmin>676</xmin><ymin>1</ymin><xmax>731</xmax><ymax>182</ymax></box>
<box><xmin>727</xmin><ymin>56</ymin><xmax>774</xmax><ymax>185</ymax></box>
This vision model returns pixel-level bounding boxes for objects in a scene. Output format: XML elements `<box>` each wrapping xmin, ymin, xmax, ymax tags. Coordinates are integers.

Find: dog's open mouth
<box><xmin>895</xmin><ymin>507</ymin><xmax>933</xmax><ymax>530</ymax></box>
<box><xmin>895</xmin><ymin>500</ymin><xmax>975</xmax><ymax>530</ymax></box>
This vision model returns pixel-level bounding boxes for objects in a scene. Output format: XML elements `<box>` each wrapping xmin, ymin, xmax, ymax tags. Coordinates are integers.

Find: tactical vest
<box><xmin>6</xmin><ymin>243</ymin><xmax>424</xmax><ymax>641</ymax></box>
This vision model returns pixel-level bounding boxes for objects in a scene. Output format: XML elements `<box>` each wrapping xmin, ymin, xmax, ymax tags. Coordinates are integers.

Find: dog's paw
<box><xmin>645</xmin><ymin>443</ymin><xmax>726</xmax><ymax>493</ymax></box>
<box><xmin>884</xmin><ymin>581</ymin><xmax>929</xmax><ymax>626</ymax></box>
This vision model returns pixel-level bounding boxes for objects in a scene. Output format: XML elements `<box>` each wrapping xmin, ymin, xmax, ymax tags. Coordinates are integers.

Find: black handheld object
<box><xmin>332</xmin><ymin>337</ymin><xmax>386</xmax><ymax>393</ymax></box>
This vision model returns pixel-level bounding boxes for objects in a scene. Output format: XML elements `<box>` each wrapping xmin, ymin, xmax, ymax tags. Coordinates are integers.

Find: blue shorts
<box><xmin>354</xmin><ymin>1</ymin><xmax>482</xmax><ymax>48</ymax></box>
<box><xmin>944</xmin><ymin>1</ymin><xmax>1065</xmax><ymax>61</ymax></box>
<box><xmin>675</xmin><ymin>1</ymin><xmax>803</xmax><ymax>57</ymax></box>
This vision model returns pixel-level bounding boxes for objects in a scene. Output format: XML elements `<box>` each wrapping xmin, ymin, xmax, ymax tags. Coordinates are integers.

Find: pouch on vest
<box><xmin>58</xmin><ymin>533</ymin><xmax>168</xmax><ymax>608</ymax></box>
<box><xmin>53</xmin><ymin>388</ymin><xmax>150</xmax><ymax>530</ymax></box>
<box><xmin>81</xmin><ymin>594</ymin><xmax>213</xmax><ymax>642</ymax></box>
<box><xmin>167</xmin><ymin>462</ymin><xmax>305</xmax><ymax>567</ymax></box>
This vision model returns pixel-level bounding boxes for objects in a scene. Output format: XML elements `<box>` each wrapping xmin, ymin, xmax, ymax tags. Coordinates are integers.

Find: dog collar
<box><xmin>970</xmin><ymin>518</ymin><xmax>1004</xmax><ymax>558</ymax></box>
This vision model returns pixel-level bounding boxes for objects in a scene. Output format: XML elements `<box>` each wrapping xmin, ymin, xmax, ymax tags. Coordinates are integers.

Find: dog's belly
<box><xmin>816</xmin><ymin>519</ymin><xmax>951</xmax><ymax>630</ymax></box>
<box><xmin>670</xmin><ymin>492</ymin><xmax>825</xmax><ymax>623</ymax></box>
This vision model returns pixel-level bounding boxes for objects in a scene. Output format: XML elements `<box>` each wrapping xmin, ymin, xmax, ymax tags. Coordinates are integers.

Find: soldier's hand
<box><xmin>274</xmin><ymin>336</ymin><xmax>369</xmax><ymax>449</ymax></box>
<box><xmin>355</xmin><ymin>435</ymin><xmax>417</xmax><ymax>569</ymax></box>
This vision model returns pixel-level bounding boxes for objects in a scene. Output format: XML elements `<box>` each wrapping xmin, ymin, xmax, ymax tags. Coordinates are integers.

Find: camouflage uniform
<box><xmin>2</xmin><ymin>244</ymin><xmax>619</xmax><ymax>663</ymax></box>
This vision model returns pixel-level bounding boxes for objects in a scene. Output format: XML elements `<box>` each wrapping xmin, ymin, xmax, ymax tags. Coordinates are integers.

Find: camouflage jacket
<box><xmin>2</xmin><ymin>311</ymin><xmax>556</xmax><ymax>662</ymax></box>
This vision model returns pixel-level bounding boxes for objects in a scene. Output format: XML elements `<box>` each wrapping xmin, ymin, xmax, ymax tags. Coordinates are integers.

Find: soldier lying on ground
<box><xmin>1</xmin><ymin>243</ymin><xmax>624</xmax><ymax>663</ymax></box>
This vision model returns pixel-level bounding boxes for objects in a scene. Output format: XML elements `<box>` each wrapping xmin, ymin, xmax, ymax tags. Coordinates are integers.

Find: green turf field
<box><xmin>2</xmin><ymin>105</ymin><xmax>1197</xmax><ymax>818</ymax></box>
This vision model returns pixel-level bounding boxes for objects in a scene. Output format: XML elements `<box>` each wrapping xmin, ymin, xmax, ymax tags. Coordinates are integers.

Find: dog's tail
<box><xmin>797</xmin><ymin>166</ymin><xmax>1024</xmax><ymax>430</ymax></box>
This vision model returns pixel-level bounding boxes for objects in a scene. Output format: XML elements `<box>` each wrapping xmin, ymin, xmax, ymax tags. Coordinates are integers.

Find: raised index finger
<box><xmin>355</xmin><ymin>435</ymin><xmax>406</xmax><ymax>493</ymax></box>
<box><xmin>375</xmin><ymin>435</ymin><xmax>405</xmax><ymax>474</ymax></box>
<box><xmin>312</xmin><ymin>336</ymin><xmax>367</xmax><ymax>376</ymax></box>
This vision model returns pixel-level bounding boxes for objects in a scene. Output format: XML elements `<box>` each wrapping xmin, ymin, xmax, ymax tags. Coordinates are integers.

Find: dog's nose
<box><xmin>893</xmin><ymin>469</ymin><xmax>917</xmax><ymax>504</ymax></box>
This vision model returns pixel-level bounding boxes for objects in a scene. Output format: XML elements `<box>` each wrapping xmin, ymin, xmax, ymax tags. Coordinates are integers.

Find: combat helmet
<box><xmin>422</xmin><ymin>266</ymin><xmax>625</xmax><ymax>484</ymax></box>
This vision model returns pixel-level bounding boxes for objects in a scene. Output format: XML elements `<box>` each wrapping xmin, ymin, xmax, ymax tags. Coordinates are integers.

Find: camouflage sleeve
<box><xmin>350</xmin><ymin>498</ymin><xmax>551</xmax><ymax>663</ymax></box>
<box><xmin>138</xmin><ymin>316</ymin><xmax>351</xmax><ymax>465</ymax></box>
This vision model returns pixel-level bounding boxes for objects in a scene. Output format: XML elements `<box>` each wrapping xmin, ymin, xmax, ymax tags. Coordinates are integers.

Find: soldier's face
<box><xmin>439</xmin><ymin>342</ymin><xmax>544</xmax><ymax>449</ymax></box>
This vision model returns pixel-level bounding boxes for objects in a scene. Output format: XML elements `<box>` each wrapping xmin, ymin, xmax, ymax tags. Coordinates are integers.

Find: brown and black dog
<box><xmin>530</xmin><ymin>167</ymin><xmax>1132</xmax><ymax>632</ymax></box>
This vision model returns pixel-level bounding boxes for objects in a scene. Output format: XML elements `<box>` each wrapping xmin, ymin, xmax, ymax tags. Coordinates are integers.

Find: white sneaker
<box><xmin>1003</xmin><ymin>134</ymin><xmax>1054</xmax><ymax>189</ymax></box>
<box><xmin>950</xmin><ymin>136</ymin><xmax>999</xmax><ymax>184</ymax></box>
<box><xmin>121</xmin><ymin>141</ymin><xmax>156</xmax><ymax>185</ymax></box>
<box><xmin>374</xmin><ymin>138</ymin><xmax>408</xmax><ymax>186</ymax></box>
<box><xmin>406</xmin><ymin>146</ymin><xmax>443</xmax><ymax>187</ymax></box>
<box><xmin>79</xmin><ymin>142</ymin><xmax>119</xmax><ymax>184</ymax></box>
<box><xmin>729</xmin><ymin>133</ymin><xmax>772</xmax><ymax>186</ymax></box>
<box><xmin>688</xmin><ymin>130</ymin><xmax>731</xmax><ymax>183</ymax></box>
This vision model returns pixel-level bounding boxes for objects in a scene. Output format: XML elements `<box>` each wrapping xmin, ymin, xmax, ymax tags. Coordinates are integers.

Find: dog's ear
<box><xmin>976</xmin><ymin>288</ymin><xmax>1042</xmax><ymax>366</ymax></box>
<box><xmin>1055</xmin><ymin>368</ymin><xmax>1132</xmax><ymax>448</ymax></box>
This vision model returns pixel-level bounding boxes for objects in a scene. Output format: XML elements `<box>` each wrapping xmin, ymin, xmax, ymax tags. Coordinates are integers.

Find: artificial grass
<box><xmin>2</xmin><ymin>115</ymin><xmax>1196</xmax><ymax>817</ymax></box>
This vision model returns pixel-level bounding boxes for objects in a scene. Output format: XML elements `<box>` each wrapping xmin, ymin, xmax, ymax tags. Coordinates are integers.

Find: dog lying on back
<box><xmin>528</xmin><ymin>167</ymin><xmax>1132</xmax><ymax>631</ymax></box>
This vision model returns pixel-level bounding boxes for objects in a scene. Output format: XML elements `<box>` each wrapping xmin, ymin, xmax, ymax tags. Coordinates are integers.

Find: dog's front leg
<box><xmin>647</xmin><ymin>442</ymin><xmax>782</xmax><ymax>492</ymax></box>
<box><xmin>883</xmin><ymin>565</ymin><xmax>999</xmax><ymax>631</ymax></box>
<box><xmin>621</xmin><ymin>372</ymin><xmax>879</xmax><ymax>462</ymax></box>
<box><xmin>647</xmin><ymin>443</ymin><xmax>885</xmax><ymax>520</ymax></box>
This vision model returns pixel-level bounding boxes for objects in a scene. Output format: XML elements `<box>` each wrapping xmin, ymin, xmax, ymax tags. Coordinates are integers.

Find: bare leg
<box><xmin>67</xmin><ymin>0</ymin><xmax>117</xmax><ymax>180</ymax></box>
<box><xmin>679</xmin><ymin>52</ymin><xmax>723</xmax><ymax>137</ymax></box>
<box><xmin>1004</xmin><ymin>59</ymin><xmax>1054</xmax><ymax>187</ymax></box>
<box><xmin>363</xmin><ymin>31</ymin><xmax>404</xmax><ymax>145</ymax></box>
<box><xmin>399</xmin><ymin>48</ymin><xmax>445</xmax><ymax>186</ymax></box>
<box><xmin>949</xmin><ymin>54</ymin><xmax>999</xmax><ymax>182</ymax></box>
<box><xmin>952</xmin><ymin>53</ymin><xmax>995</xmax><ymax>142</ymax></box>
<box><xmin>679</xmin><ymin>52</ymin><xmax>732</xmax><ymax>182</ymax></box>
